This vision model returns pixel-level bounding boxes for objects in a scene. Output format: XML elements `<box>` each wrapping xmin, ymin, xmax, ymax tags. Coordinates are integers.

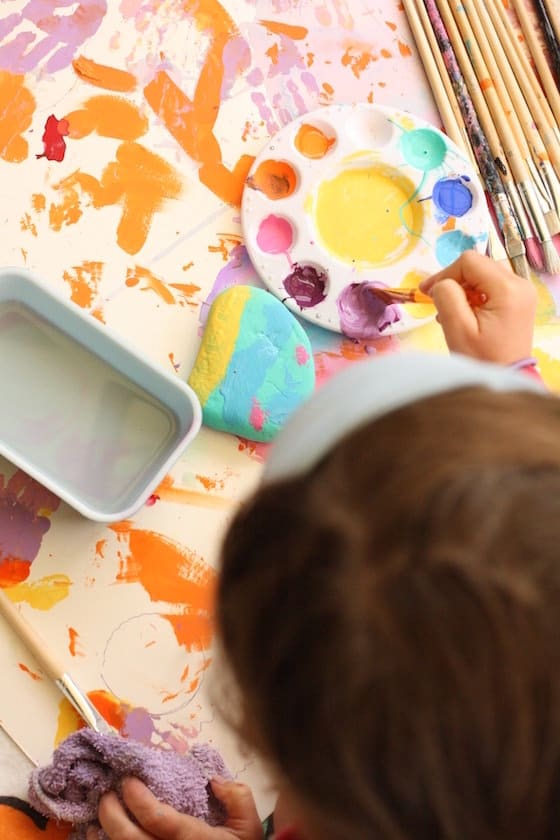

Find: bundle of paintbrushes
<box><xmin>403</xmin><ymin>0</ymin><xmax>560</xmax><ymax>278</ymax></box>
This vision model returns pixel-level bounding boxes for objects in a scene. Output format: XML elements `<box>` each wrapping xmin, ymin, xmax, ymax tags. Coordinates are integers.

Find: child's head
<box><xmin>216</xmin><ymin>355</ymin><xmax>560</xmax><ymax>839</ymax></box>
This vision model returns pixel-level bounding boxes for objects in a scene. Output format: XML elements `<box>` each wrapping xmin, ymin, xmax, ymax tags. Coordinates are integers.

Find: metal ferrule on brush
<box><xmin>540</xmin><ymin>161</ymin><xmax>560</xmax><ymax>215</ymax></box>
<box><xmin>505</xmin><ymin>182</ymin><xmax>534</xmax><ymax>240</ymax></box>
<box><xmin>526</xmin><ymin>157</ymin><xmax>554</xmax><ymax>210</ymax></box>
<box><xmin>518</xmin><ymin>178</ymin><xmax>552</xmax><ymax>243</ymax></box>
<box><xmin>55</xmin><ymin>673</ymin><xmax>111</xmax><ymax>733</ymax></box>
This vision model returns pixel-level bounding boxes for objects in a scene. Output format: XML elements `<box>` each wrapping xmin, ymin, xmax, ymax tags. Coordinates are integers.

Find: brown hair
<box><xmin>217</xmin><ymin>387</ymin><xmax>560</xmax><ymax>839</ymax></box>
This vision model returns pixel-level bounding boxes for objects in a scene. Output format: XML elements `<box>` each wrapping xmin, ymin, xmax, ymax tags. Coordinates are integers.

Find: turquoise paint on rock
<box><xmin>194</xmin><ymin>286</ymin><xmax>315</xmax><ymax>442</ymax></box>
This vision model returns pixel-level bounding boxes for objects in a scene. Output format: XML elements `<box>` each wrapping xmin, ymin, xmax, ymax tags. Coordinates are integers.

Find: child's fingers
<box><xmin>210</xmin><ymin>779</ymin><xmax>262</xmax><ymax>838</ymax></box>
<box><xmin>119</xmin><ymin>778</ymin><xmax>222</xmax><ymax>840</ymax></box>
<box><xmin>97</xmin><ymin>789</ymin><xmax>154</xmax><ymax>839</ymax></box>
<box><xmin>430</xmin><ymin>279</ymin><xmax>479</xmax><ymax>352</ymax></box>
<box><xmin>419</xmin><ymin>250</ymin><xmax>512</xmax><ymax>296</ymax></box>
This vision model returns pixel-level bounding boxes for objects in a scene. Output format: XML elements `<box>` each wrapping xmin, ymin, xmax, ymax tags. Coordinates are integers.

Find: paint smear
<box><xmin>435</xmin><ymin>230</ymin><xmax>477</xmax><ymax>266</ymax></box>
<box><xmin>18</xmin><ymin>662</ymin><xmax>42</xmax><ymax>681</ymax></box>
<box><xmin>0</xmin><ymin>71</ymin><xmax>36</xmax><ymax>163</ymax></box>
<box><xmin>246</xmin><ymin>159</ymin><xmax>297</xmax><ymax>200</ymax></box>
<box><xmin>256</xmin><ymin>214</ymin><xmax>294</xmax><ymax>253</ymax></box>
<box><xmin>126</xmin><ymin>265</ymin><xmax>175</xmax><ymax>304</ymax></box>
<box><xmin>110</xmin><ymin>525</ymin><xmax>216</xmax><ymax>652</ymax></box>
<box><xmin>337</xmin><ymin>282</ymin><xmax>401</xmax><ymax>339</ymax></box>
<box><xmin>54</xmin><ymin>698</ymin><xmax>83</xmax><ymax>747</ymax></box>
<box><xmin>341</xmin><ymin>46</ymin><xmax>375</xmax><ymax>79</ymax></box>
<box><xmin>155</xmin><ymin>475</ymin><xmax>231</xmax><ymax>510</ymax></box>
<box><xmin>313</xmin><ymin>165</ymin><xmax>423</xmax><ymax>267</ymax></box>
<box><xmin>6</xmin><ymin>574</ymin><xmax>71</xmax><ymax>609</ymax></box>
<box><xmin>283</xmin><ymin>263</ymin><xmax>328</xmax><ymax>308</ymax></box>
<box><xmin>259</xmin><ymin>19</ymin><xmax>308</xmax><ymax>39</ymax></box>
<box><xmin>63</xmin><ymin>260</ymin><xmax>104</xmax><ymax>308</ymax></box>
<box><xmin>36</xmin><ymin>115</ymin><xmax>69</xmax><ymax>162</ymax></box>
<box><xmin>294</xmin><ymin>123</ymin><xmax>336</xmax><ymax>159</ymax></box>
<box><xmin>51</xmin><ymin>142</ymin><xmax>183</xmax><ymax>255</ymax></box>
<box><xmin>89</xmin><ymin>689</ymin><xmax>129</xmax><ymax>731</ymax></box>
<box><xmin>65</xmin><ymin>95</ymin><xmax>148</xmax><ymax>141</ymax></box>
<box><xmin>295</xmin><ymin>344</ymin><xmax>310</xmax><ymax>365</ymax></box>
<box><xmin>72</xmin><ymin>55</ymin><xmax>137</xmax><ymax>91</ymax></box>
<box><xmin>0</xmin><ymin>471</ymin><xmax>60</xmax><ymax>587</ymax></box>
<box><xmin>249</xmin><ymin>398</ymin><xmax>266</xmax><ymax>431</ymax></box>
<box><xmin>68</xmin><ymin>626</ymin><xmax>83</xmax><ymax>656</ymax></box>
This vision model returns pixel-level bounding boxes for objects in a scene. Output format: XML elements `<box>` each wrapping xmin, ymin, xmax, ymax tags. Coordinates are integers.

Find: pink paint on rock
<box><xmin>295</xmin><ymin>344</ymin><xmax>309</xmax><ymax>365</ymax></box>
<box><xmin>256</xmin><ymin>214</ymin><xmax>294</xmax><ymax>254</ymax></box>
<box><xmin>249</xmin><ymin>398</ymin><xmax>266</xmax><ymax>432</ymax></box>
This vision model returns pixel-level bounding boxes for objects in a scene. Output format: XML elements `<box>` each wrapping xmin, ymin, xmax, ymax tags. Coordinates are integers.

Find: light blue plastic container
<box><xmin>0</xmin><ymin>267</ymin><xmax>202</xmax><ymax>522</ymax></box>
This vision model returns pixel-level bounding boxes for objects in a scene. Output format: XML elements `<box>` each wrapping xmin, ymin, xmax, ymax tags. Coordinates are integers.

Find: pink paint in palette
<box><xmin>241</xmin><ymin>103</ymin><xmax>490</xmax><ymax>339</ymax></box>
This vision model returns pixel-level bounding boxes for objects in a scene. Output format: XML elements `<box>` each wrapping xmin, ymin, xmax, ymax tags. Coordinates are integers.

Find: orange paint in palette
<box><xmin>241</xmin><ymin>103</ymin><xmax>490</xmax><ymax>338</ymax></box>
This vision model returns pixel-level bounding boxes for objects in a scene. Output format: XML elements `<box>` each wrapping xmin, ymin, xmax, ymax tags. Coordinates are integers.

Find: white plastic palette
<box><xmin>241</xmin><ymin>103</ymin><xmax>490</xmax><ymax>338</ymax></box>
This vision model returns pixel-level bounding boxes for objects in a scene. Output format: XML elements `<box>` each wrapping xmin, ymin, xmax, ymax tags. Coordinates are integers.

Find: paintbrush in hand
<box><xmin>368</xmin><ymin>285</ymin><xmax>487</xmax><ymax>306</ymax></box>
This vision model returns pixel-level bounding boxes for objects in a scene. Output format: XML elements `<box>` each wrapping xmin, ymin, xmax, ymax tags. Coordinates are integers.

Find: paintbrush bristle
<box><xmin>511</xmin><ymin>253</ymin><xmax>531</xmax><ymax>279</ymax></box>
<box><xmin>545</xmin><ymin>209</ymin><xmax>560</xmax><ymax>237</ymax></box>
<box><xmin>542</xmin><ymin>239</ymin><xmax>560</xmax><ymax>274</ymax></box>
<box><xmin>525</xmin><ymin>237</ymin><xmax>545</xmax><ymax>271</ymax></box>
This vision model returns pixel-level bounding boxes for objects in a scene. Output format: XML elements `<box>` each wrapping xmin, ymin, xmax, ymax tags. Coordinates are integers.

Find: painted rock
<box><xmin>188</xmin><ymin>286</ymin><xmax>315</xmax><ymax>442</ymax></box>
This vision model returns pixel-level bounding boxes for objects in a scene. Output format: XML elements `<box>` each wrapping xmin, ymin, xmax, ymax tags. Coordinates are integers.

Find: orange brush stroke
<box><xmin>126</xmin><ymin>265</ymin><xmax>175</xmax><ymax>304</ymax></box>
<box><xmin>0</xmin><ymin>71</ymin><xmax>35</xmax><ymax>163</ymax></box>
<box><xmin>68</xmin><ymin>626</ymin><xmax>83</xmax><ymax>656</ymax></box>
<box><xmin>259</xmin><ymin>19</ymin><xmax>308</xmax><ymax>39</ymax></box>
<box><xmin>66</xmin><ymin>95</ymin><xmax>148</xmax><ymax>141</ymax></box>
<box><xmin>62</xmin><ymin>260</ymin><xmax>103</xmax><ymax>308</ymax></box>
<box><xmin>88</xmin><ymin>689</ymin><xmax>129</xmax><ymax>730</ymax></box>
<box><xmin>155</xmin><ymin>475</ymin><xmax>231</xmax><ymax>509</ymax></box>
<box><xmin>398</xmin><ymin>40</ymin><xmax>412</xmax><ymax>57</ymax></box>
<box><xmin>0</xmin><ymin>559</ymin><xmax>31</xmax><ymax>587</ymax></box>
<box><xmin>143</xmin><ymin>0</ymin><xmax>254</xmax><ymax>207</ymax></box>
<box><xmin>73</xmin><ymin>56</ymin><xmax>137</xmax><ymax>92</ymax></box>
<box><xmin>18</xmin><ymin>662</ymin><xmax>42</xmax><ymax>681</ymax></box>
<box><xmin>51</xmin><ymin>142</ymin><xmax>182</xmax><ymax>255</ymax></box>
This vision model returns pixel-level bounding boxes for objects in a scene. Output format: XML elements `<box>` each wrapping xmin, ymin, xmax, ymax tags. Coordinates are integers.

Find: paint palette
<box><xmin>241</xmin><ymin>104</ymin><xmax>490</xmax><ymax>338</ymax></box>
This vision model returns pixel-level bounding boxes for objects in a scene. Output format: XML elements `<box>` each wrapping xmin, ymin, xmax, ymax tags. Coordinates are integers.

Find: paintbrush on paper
<box><xmin>368</xmin><ymin>285</ymin><xmax>487</xmax><ymax>307</ymax></box>
<box><xmin>0</xmin><ymin>588</ymin><xmax>113</xmax><ymax>735</ymax></box>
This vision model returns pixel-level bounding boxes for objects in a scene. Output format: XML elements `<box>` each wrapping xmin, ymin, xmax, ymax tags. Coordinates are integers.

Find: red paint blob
<box><xmin>36</xmin><ymin>115</ymin><xmax>70</xmax><ymax>162</ymax></box>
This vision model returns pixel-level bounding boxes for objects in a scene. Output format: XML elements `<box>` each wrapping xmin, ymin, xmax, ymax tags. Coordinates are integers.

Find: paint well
<box><xmin>313</xmin><ymin>164</ymin><xmax>424</xmax><ymax>266</ymax></box>
<box><xmin>246</xmin><ymin>159</ymin><xmax>298</xmax><ymax>199</ymax></box>
<box><xmin>435</xmin><ymin>230</ymin><xmax>477</xmax><ymax>266</ymax></box>
<box><xmin>294</xmin><ymin>123</ymin><xmax>335</xmax><ymax>159</ymax></box>
<box><xmin>337</xmin><ymin>282</ymin><xmax>401</xmax><ymax>339</ymax></box>
<box><xmin>283</xmin><ymin>263</ymin><xmax>328</xmax><ymax>308</ymax></box>
<box><xmin>433</xmin><ymin>176</ymin><xmax>473</xmax><ymax>217</ymax></box>
<box><xmin>400</xmin><ymin>127</ymin><xmax>447</xmax><ymax>171</ymax></box>
<box><xmin>256</xmin><ymin>214</ymin><xmax>294</xmax><ymax>253</ymax></box>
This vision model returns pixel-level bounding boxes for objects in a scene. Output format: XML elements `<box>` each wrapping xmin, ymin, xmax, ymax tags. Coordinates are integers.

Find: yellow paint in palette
<box><xmin>312</xmin><ymin>164</ymin><xmax>424</xmax><ymax>267</ymax></box>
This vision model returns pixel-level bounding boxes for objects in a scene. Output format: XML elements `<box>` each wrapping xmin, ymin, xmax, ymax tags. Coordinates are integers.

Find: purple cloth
<box><xmin>28</xmin><ymin>730</ymin><xmax>231</xmax><ymax>839</ymax></box>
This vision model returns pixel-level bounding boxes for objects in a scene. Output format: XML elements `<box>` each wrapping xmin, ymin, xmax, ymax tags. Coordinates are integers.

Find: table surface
<box><xmin>0</xmin><ymin>0</ymin><xmax>560</xmax><ymax>816</ymax></box>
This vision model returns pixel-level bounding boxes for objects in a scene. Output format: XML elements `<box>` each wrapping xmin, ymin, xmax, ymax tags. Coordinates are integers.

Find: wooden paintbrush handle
<box><xmin>0</xmin><ymin>588</ymin><xmax>65</xmax><ymax>682</ymax></box>
<box><xmin>510</xmin><ymin>0</ymin><xmax>560</xmax><ymax>126</ymax></box>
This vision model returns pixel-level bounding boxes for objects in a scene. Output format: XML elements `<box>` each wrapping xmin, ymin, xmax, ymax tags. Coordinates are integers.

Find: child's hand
<box><xmin>89</xmin><ymin>776</ymin><xmax>263</xmax><ymax>840</ymax></box>
<box><xmin>419</xmin><ymin>251</ymin><xmax>537</xmax><ymax>365</ymax></box>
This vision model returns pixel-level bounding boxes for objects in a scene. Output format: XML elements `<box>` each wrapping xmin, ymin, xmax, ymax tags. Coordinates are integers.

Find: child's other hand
<box><xmin>90</xmin><ymin>776</ymin><xmax>263</xmax><ymax>840</ymax></box>
<box><xmin>419</xmin><ymin>251</ymin><xmax>537</xmax><ymax>365</ymax></box>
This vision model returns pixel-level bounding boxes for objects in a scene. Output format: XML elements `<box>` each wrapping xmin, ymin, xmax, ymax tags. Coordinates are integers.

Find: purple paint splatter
<box><xmin>337</xmin><ymin>282</ymin><xmax>401</xmax><ymax>340</ymax></box>
<box><xmin>283</xmin><ymin>263</ymin><xmax>327</xmax><ymax>308</ymax></box>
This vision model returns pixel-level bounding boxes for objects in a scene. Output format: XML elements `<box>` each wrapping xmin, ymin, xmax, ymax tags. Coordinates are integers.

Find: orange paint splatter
<box><xmin>367</xmin><ymin>91</ymin><xmax>374</xmax><ymax>103</ymax></box>
<box><xmin>381</xmin><ymin>48</ymin><xmax>392</xmax><ymax>58</ymax></box>
<box><xmin>196</xmin><ymin>474</ymin><xmax>218</xmax><ymax>491</ymax></box>
<box><xmin>246</xmin><ymin>159</ymin><xmax>297</xmax><ymax>199</ymax></box>
<box><xmin>208</xmin><ymin>233</ymin><xmax>242</xmax><ymax>260</ymax></box>
<box><xmin>0</xmin><ymin>71</ymin><xmax>35</xmax><ymax>163</ymax></box>
<box><xmin>180</xmin><ymin>663</ymin><xmax>190</xmax><ymax>681</ymax></box>
<box><xmin>51</xmin><ymin>142</ymin><xmax>182</xmax><ymax>255</ymax></box>
<box><xmin>162</xmin><ymin>690</ymin><xmax>180</xmax><ymax>703</ymax></box>
<box><xmin>442</xmin><ymin>215</ymin><xmax>456</xmax><ymax>231</ymax></box>
<box><xmin>62</xmin><ymin>260</ymin><xmax>104</xmax><ymax>308</ymax></box>
<box><xmin>480</xmin><ymin>78</ymin><xmax>493</xmax><ymax>90</ymax></box>
<box><xmin>155</xmin><ymin>475</ymin><xmax>230</xmax><ymax>509</ymax></box>
<box><xmin>341</xmin><ymin>46</ymin><xmax>375</xmax><ymax>78</ymax></box>
<box><xmin>32</xmin><ymin>193</ymin><xmax>46</xmax><ymax>212</ymax></box>
<box><xmin>88</xmin><ymin>689</ymin><xmax>129</xmax><ymax>731</ymax></box>
<box><xmin>68</xmin><ymin>626</ymin><xmax>84</xmax><ymax>657</ymax></box>
<box><xmin>323</xmin><ymin>82</ymin><xmax>334</xmax><ymax>95</ymax></box>
<box><xmin>0</xmin><ymin>559</ymin><xmax>31</xmax><ymax>587</ymax></box>
<box><xmin>144</xmin><ymin>21</ymin><xmax>255</xmax><ymax>209</ymax></box>
<box><xmin>294</xmin><ymin>123</ymin><xmax>336</xmax><ymax>159</ymax></box>
<box><xmin>398</xmin><ymin>40</ymin><xmax>412</xmax><ymax>57</ymax></box>
<box><xmin>266</xmin><ymin>43</ymin><xmax>279</xmax><ymax>64</ymax></box>
<box><xmin>18</xmin><ymin>662</ymin><xmax>42</xmax><ymax>681</ymax></box>
<box><xmin>66</xmin><ymin>95</ymin><xmax>148</xmax><ymax>141</ymax></box>
<box><xmin>170</xmin><ymin>283</ymin><xmax>201</xmax><ymax>307</ymax></box>
<box><xmin>73</xmin><ymin>56</ymin><xmax>137</xmax><ymax>92</ymax></box>
<box><xmin>126</xmin><ymin>265</ymin><xmax>175</xmax><ymax>304</ymax></box>
<box><xmin>95</xmin><ymin>538</ymin><xmax>107</xmax><ymax>560</ymax></box>
<box><xmin>259</xmin><ymin>19</ymin><xmax>308</xmax><ymax>39</ymax></box>
<box><xmin>109</xmin><ymin>526</ymin><xmax>216</xmax><ymax>651</ymax></box>
<box><xmin>385</xmin><ymin>20</ymin><xmax>397</xmax><ymax>30</ymax></box>
<box><xmin>20</xmin><ymin>213</ymin><xmax>37</xmax><ymax>236</ymax></box>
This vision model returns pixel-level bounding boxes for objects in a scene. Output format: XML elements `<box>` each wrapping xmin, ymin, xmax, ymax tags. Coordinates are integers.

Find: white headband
<box><xmin>263</xmin><ymin>352</ymin><xmax>545</xmax><ymax>484</ymax></box>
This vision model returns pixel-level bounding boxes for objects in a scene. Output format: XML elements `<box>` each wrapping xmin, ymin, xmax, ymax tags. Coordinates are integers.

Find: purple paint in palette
<box><xmin>336</xmin><ymin>282</ymin><xmax>401</xmax><ymax>340</ymax></box>
<box><xmin>283</xmin><ymin>263</ymin><xmax>327</xmax><ymax>308</ymax></box>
